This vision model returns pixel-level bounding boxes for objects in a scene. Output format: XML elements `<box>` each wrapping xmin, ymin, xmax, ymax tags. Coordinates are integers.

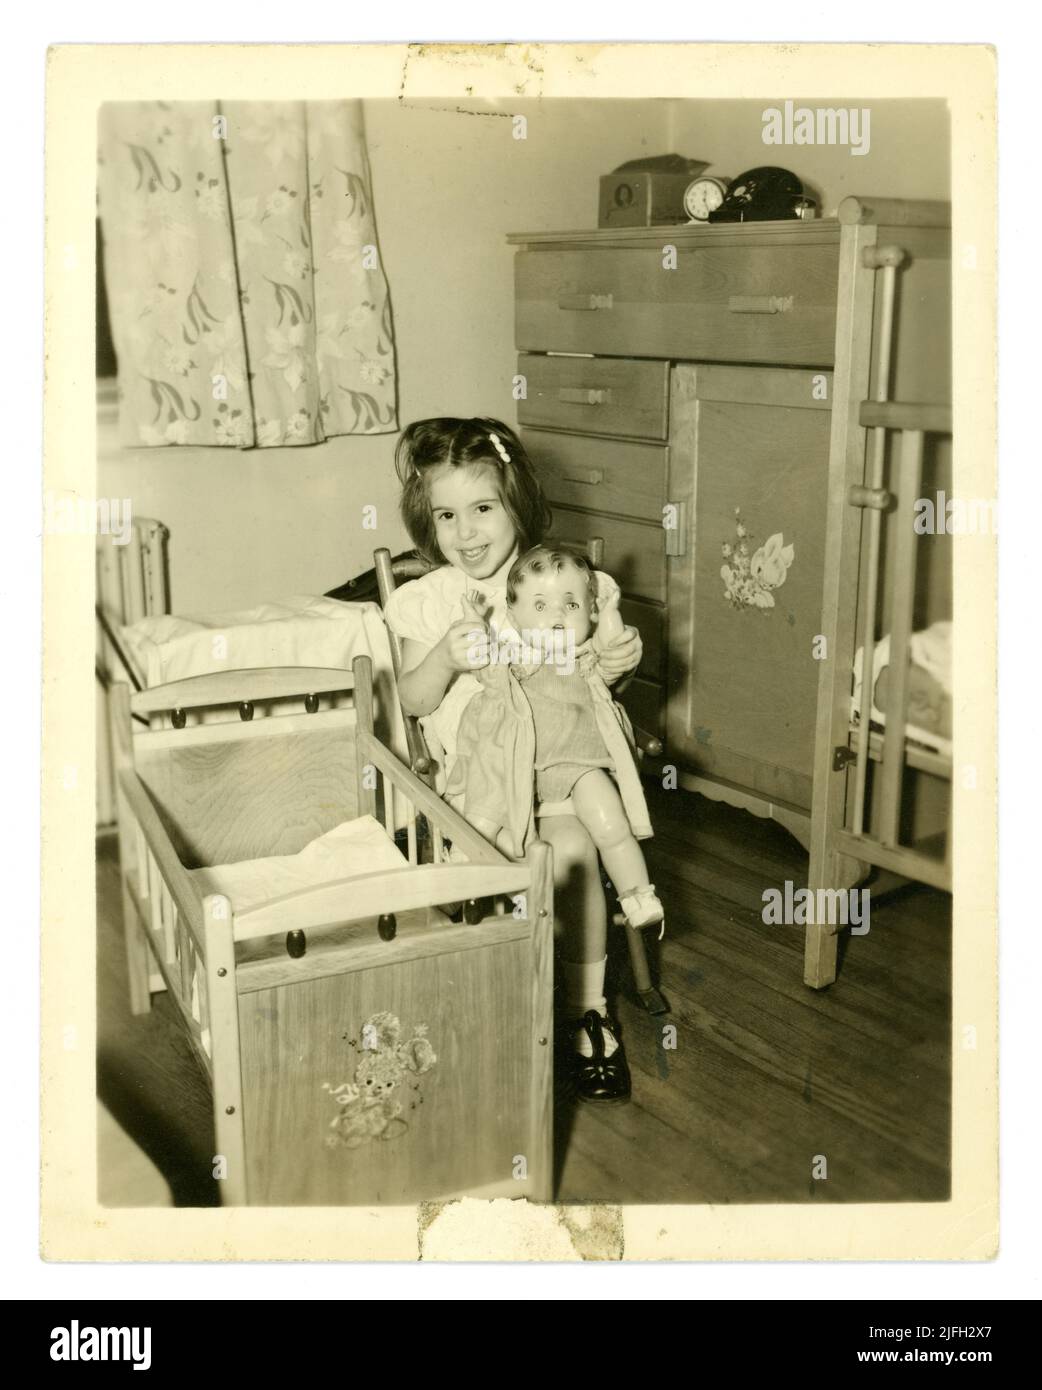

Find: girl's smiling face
<box><xmin>429</xmin><ymin>463</ymin><xmax>518</xmax><ymax>579</ymax></box>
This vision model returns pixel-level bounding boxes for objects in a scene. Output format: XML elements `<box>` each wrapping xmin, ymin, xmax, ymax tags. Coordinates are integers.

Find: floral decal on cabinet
<box><xmin>322</xmin><ymin>1011</ymin><xmax>437</xmax><ymax>1149</ymax></box>
<box><xmin>721</xmin><ymin>508</ymin><xmax>796</xmax><ymax>612</ymax></box>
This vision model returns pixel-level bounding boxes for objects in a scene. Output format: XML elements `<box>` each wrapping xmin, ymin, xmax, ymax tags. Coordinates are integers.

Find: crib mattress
<box><xmin>190</xmin><ymin>815</ymin><xmax>406</xmax><ymax>913</ymax></box>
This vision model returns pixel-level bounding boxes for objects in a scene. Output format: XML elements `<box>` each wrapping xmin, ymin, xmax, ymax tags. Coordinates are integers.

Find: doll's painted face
<box><xmin>507</xmin><ymin>559</ymin><xmax>595</xmax><ymax>646</ymax></box>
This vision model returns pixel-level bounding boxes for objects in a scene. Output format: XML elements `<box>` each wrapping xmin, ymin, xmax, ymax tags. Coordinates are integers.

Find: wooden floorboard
<box><xmin>97</xmin><ymin>780</ymin><xmax>951</xmax><ymax>1208</ymax></box>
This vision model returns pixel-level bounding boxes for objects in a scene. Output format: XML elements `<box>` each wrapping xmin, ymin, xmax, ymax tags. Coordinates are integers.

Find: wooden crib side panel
<box><xmin>237</xmin><ymin>932</ymin><xmax>544</xmax><ymax>1205</ymax></box>
<box><xmin>136</xmin><ymin>725</ymin><xmax>358</xmax><ymax>868</ymax></box>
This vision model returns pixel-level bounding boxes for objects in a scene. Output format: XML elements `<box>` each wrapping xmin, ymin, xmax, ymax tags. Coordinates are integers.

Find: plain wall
<box><xmin>97</xmin><ymin>97</ymin><xmax>950</xmax><ymax>614</ymax></box>
<box><xmin>666</xmin><ymin>98</ymin><xmax>951</xmax><ymax>215</ymax></box>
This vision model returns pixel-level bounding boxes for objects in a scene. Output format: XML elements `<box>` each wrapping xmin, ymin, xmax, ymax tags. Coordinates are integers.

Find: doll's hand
<box><xmin>596</xmin><ymin>625</ymin><xmax>642</xmax><ymax>686</ymax></box>
<box><xmin>594</xmin><ymin>587</ymin><xmax>626</xmax><ymax>648</ymax></box>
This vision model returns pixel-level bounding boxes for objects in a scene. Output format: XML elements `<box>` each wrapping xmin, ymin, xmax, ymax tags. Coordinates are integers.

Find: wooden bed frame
<box><xmin>96</xmin><ymin>515</ymin><xmax>170</xmax><ymax>826</ymax></box>
<box><xmin>110</xmin><ymin>654</ymin><xmax>555</xmax><ymax>1205</ymax></box>
<box><xmin>806</xmin><ymin>197</ymin><xmax>953</xmax><ymax>988</ymax></box>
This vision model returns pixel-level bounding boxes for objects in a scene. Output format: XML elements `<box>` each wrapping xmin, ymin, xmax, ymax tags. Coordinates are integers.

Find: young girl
<box><xmin>384</xmin><ymin>417</ymin><xmax>644</xmax><ymax>1104</ymax></box>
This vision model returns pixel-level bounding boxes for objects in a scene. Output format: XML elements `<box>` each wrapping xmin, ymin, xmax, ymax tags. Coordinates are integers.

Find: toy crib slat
<box><xmin>139</xmin><ymin>518</ymin><xmax>169</xmax><ymax>621</ymax></box>
<box><xmin>406</xmin><ymin>798</ymin><xmax>417</xmax><ymax>865</ymax></box>
<box><xmin>161</xmin><ymin>877</ymin><xmax>178</xmax><ymax>965</ymax></box>
<box><xmin>119</xmin><ymin>523</ymin><xmax>147</xmax><ymax>625</ymax></box>
<box><xmin>177</xmin><ymin>909</ymin><xmax>192</xmax><ymax>1003</ymax></box>
<box><xmin>131</xmin><ymin>666</ymin><xmax>356</xmax><ymax>717</ymax></box>
<box><xmin>117</xmin><ymin>768</ymin><xmax>206</xmax><ymax>950</ymax></box>
<box><xmin>197</xmin><ymin>953</ymin><xmax>211</xmax><ymax>1058</ymax></box>
<box><xmin>121</xmin><ymin>870</ymin><xmax>212</xmax><ymax>1074</ymax></box>
<box><xmin>357</xmin><ymin>728</ymin><xmax>506</xmax><ymax>866</ymax></box>
<box><xmin>231</xmin><ymin>863</ymin><xmax>533</xmax><ymax>942</ymax></box>
<box><xmin>134</xmin><ymin>821</ymin><xmax>148</xmax><ymax>901</ymax></box>
<box><xmin>877</xmin><ymin>428</ymin><xmax>924</xmax><ymax>846</ymax></box>
<box><xmin>146</xmin><ymin>851</ymin><xmax>162</xmax><ymax>941</ymax></box>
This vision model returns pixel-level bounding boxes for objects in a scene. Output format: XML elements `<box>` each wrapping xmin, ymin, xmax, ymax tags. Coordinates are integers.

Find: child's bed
<box><xmin>802</xmin><ymin>201</ymin><xmax>955</xmax><ymax>988</ymax></box>
<box><xmin>807</xmin><ymin>396</ymin><xmax>953</xmax><ymax>987</ymax></box>
<box><xmin>110</xmin><ymin>653</ymin><xmax>554</xmax><ymax>1205</ymax></box>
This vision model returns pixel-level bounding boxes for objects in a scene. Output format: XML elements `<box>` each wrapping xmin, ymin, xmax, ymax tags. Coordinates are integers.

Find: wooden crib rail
<box><xmin>358</xmin><ymin>727</ymin><xmax>507</xmax><ymax>866</ymax></box>
<box><xmin>231</xmin><ymin>859</ymin><xmax>536</xmax><ymax>941</ymax></box>
<box><xmin>859</xmin><ymin>401</ymin><xmax>952</xmax><ymax>434</ymax></box>
<box><xmin>131</xmin><ymin>665</ymin><xmax>356</xmax><ymax>718</ymax></box>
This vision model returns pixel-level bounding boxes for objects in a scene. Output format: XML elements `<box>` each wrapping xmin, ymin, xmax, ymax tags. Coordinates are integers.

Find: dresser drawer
<box><xmin>516</xmin><ymin>242</ymin><xmax>838</xmax><ymax>366</ymax></box>
<box><xmin>548</xmin><ymin>507</ymin><xmax>666</xmax><ymax>603</ymax></box>
<box><xmin>517</xmin><ymin>354</ymin><xmax>669</xmax><ymax>440</ymax></box>
<box><xmin>523</xmin><ymin>428</ymin><xmax>667</xmax><ymax>524</ymax></box>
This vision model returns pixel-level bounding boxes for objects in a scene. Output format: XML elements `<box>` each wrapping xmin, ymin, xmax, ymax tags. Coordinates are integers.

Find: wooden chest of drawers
<box><xmin>508</xmin><ymin>207</ymin><xmax>950</xmax><ymax>834</ymax></box>
<box><xmin>515</xmin><ymin>229</ymin><xmax>841</xmax><ymax>365</ymax></box>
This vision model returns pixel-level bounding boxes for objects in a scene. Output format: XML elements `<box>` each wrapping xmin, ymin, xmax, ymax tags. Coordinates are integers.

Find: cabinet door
<box><xmin>665</xmin><ymin>365</ymin><xmax>832</xmax><ymax>809</ymax></box>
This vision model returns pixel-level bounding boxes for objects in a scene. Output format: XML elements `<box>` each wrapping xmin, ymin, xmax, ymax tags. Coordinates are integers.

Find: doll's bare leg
<box><xmin>570</xmin><ymin>770</ymin><xmax>664</xmax><ymax>930</ymax></box>
<box><xmin>570</xmin><ymin>770</ymin><xmax>649</xmax><ymax>892</ymax></box>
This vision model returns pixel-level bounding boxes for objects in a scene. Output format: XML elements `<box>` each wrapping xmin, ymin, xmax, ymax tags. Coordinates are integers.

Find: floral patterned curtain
<box><xmin>97</xmin><ymin>100</ymin><xmax>397</xmax><ymax>448</ymax></box>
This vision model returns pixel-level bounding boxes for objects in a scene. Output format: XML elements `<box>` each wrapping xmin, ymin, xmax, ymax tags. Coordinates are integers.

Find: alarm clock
<box><xmin>683</xmin><ymin>175</ymin><xmax>730</xmax><ymax>223</ymax></box>
<box><xmin>598</xmin><ymin>154</ymin><xmax>709</xmax><ymax>228</ymax></box>
<box><xmin>708</xmin><ymin>167</ymin><xmax>812</xmax><ymax>223</ymax></box>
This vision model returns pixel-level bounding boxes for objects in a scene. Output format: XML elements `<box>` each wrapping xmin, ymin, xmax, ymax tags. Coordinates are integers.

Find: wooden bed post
<box><xmin>806</xmin><ymin>203</ymin><xmax>879</xmax><ymax>988</ymax></box>
<box><xmin>204</xmin><ymin>893</ymin><xmax>248</xmax><ymax>1206</ymax></box>
<box><xmin>109</xmin><ymin>681</ymin><xmax>152</xmax><ymax>1015</ymax></box>
<box><xmin>526</xmin><ymin>838</ymin><xmax>555</xmax><ymax>1203</ymax></box>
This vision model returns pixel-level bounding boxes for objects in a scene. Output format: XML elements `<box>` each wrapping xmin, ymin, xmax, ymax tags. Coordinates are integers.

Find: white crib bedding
<box><xmin>189</xmin><ymin>815</ymin><xmax>406</xmax><ymax>914</ymax></box>
<box><xmin>121</xmin><ymin>594</ymin><xmax>389</xmax><ymax>687</ymax></box>
<box><xmin>851</xmin><ymin>621</ymin><xmax>952</xmax><ymax>758</ymax></box>
<box><xmin>118</xmin><ymin>592</ymin><xmax>408</xmax><ymax>762</ymax></box>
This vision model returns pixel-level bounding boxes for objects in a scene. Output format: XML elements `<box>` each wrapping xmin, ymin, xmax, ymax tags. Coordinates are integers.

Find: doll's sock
<box><xmin>560</xmin><ymin>956</ymin><xmax>618</xmax><ymax>1058</ymax></box>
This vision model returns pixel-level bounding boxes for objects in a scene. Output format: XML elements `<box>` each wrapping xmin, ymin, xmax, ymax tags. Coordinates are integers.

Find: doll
<box><xmin>445</xmin><ymin>545</ymin><xmax>664</xmax><ymax>933</ymax></box>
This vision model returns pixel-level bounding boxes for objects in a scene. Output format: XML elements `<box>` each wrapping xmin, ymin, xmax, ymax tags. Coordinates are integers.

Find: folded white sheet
<box><xmin>122</xmin><ymin>594</ymin><xmax>387</xmax><ymax>685</ymax></box>
<box><xmin>189</xmin><ymin>815</ymin><xmax>407</xmax><ymax>914</ymax></box>
<box><xmin>851</xmin><ymin>620</ymin><xmax>952</xmax><ymax>756</ymax></box>
<box><xmin>119</xmin><ymin>594</ymin><xmax>407</xmax><ymax>760</ymax></box>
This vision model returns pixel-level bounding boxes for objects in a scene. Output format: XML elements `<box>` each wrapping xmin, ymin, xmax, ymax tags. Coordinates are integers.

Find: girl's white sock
<box><xmin>560</xmin><ymin>956</ymin><xmax>618</xmax><ymax>1058</ymax></box>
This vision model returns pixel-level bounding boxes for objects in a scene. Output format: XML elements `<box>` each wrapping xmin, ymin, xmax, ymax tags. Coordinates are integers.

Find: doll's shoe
<box><xmin>619</xmin><ymin>885</ymin><xmax>665</xmax><ymax>936</ymax></box>
<box><xmin>566</xmin><ymin>1010</ymin><xmax>631</xmax><ymax>1104</ymax></box>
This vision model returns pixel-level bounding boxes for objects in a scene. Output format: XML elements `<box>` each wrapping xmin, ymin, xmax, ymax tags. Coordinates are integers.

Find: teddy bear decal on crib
<box><xmin>720</xmin><ymin>507</ymin><xmax>796</xmax><ymax>612</ymax></box>
<box><xmin>322</xmin><ymin>1011</ymin><xmax>438</xmax><ymax>1149</ymax></box>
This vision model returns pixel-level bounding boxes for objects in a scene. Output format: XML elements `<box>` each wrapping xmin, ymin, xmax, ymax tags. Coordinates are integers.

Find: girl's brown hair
<box><xmin>394</xmin><ymin>417</ymin><xmax>552</xmax><ymax>565</ymax></box>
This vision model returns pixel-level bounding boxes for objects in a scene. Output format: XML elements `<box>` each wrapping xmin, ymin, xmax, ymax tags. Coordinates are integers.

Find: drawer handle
<box><xmin>557</xmin><ymin>292</ymin><xmax>614</xmax><ymax>311</ymax></box>
<box><xmin>561</xmin><ymin>469</ymin><xmax>604</xmax><ymax>486</ymax></box>
<box><xmin>728</xmin><ymin>294</ymin><xmax>794</xmax><ymax>315</ymax></box>
<box><xmin>557</xmin><ymin>387</ymin><xmax>613</xmax><ymax>406</ymax></box>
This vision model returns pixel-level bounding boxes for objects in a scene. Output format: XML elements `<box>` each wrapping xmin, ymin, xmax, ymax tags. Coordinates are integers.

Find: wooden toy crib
<box><xmin>110</xmin><ymin>654</ymin><xmax>554</xmax><ymax>1206</ymax></box>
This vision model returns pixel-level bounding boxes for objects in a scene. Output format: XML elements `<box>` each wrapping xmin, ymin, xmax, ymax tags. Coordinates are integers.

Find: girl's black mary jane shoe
<box><xmin>568</xmin><ymin>1009</ymin><xmax>632</xmax><ymax>1104</ymax></box>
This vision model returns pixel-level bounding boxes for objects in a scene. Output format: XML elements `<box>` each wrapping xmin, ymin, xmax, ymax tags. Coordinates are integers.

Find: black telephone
<box><xmin>708</xmin><ymin>166</ymin><xmax>813</xmax><ymax>223</ymax></box>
